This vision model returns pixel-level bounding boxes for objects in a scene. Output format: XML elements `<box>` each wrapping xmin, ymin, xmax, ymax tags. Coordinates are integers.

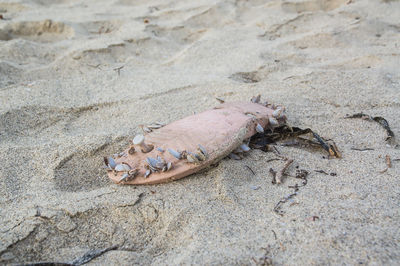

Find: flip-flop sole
<box><xmin>106</xmin><ymin>101</ymin><xmax>281</xmax><ymax>185</ymax></box>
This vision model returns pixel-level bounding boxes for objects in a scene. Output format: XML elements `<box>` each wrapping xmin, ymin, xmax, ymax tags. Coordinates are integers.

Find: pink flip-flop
<box><xmin>105</xmin><ymin>99</ymin><xmax>286</xmax><ymax>185</ymax></box>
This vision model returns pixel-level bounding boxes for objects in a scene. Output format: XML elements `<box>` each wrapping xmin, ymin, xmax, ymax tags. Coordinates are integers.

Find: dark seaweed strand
<box><xmin>345</xmin><ymin>113</ymin><xmax>395</xmax><ymax>141</ymax></box>
<box><xmin>311</xmin><ymin>132</ymin><xmax>330</xmax><ymax>153</ymax></box>
<box><xmin>70</xmin><ymin>245</ymin><xmax>119</xmax><ymax>265</ymax></box>
<box><xmin>373</xmin><ymin>117</ymin><xmax>395</xmax><ymax>139</ymax></box>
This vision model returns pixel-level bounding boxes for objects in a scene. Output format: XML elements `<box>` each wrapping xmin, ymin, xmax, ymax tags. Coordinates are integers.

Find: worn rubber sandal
<box><xmin>105</xmin><ymin>99</ymin><xmax>286</xmax><ymax>185</ymax></box>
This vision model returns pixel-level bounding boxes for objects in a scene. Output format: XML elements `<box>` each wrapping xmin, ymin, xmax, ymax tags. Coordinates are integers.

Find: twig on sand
<box><xmin>113</xmin><ymin>65</ymin><xmax>124</xmax><ymax>76</ymax></box>
<box><xmin>380</xmin><ymin>154</ymin><xmax>392</xmax><ymax>173</ymax></box>
<box><xmin>245</xmin><ymin>165</ymin><xmax>255</xmax><ymax>175</ymax></box>
<box><xmin>386</xmin><ymin>154</ymin><xmax>392</xmax><ymax>168</ymax></box>
<box><xmin>351</xmin><ymin>147</ymin><xmax>374</xmax><ymax>151</ymax></box>
<box><xmin>272</xmin><ymin>158</ymin><xmax>294</xmax><ymax>184</ymax></box>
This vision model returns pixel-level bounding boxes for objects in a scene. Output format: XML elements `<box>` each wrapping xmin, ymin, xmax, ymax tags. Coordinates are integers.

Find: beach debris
<box><xmin>186</xmin><ymin>152</ymin><xmax>200</xmax><ymax>163</ymax></box>
<box><xmin>113</xmin><ymin>65</ymin><xmax>124</xmax><ymax>76</ymax></box>
<box><xmin>139</xmin><ymin>122</ymin><xmax>166</xmax><ymax>134</ymax></box>
<box><xmin>115</xmin><ymin>163</ymin><xmax>131</xmax><ymax>172</ymax></box>
<box><xmin>215</xmin><ymin>97</ymin><xmax>225</xmax><ymax>103</ymax></box>
<box><xmin>256</xmin><ymin>123</ymin><xmax>264</xmax><ymax>133</ymax></box>
<box><xmin>229</xmin><ymin>153</ymin><xmax>242</xmax><ymax>160</ymax></box>
<box><xmin>128</xmin><ymin>146</ymin><xmax>136</xmax><ymax>155</ymax></box>
<box><xmin>105</xmin><ymin>96</ymin><xmax>340</xmax><ymax>185</ymax></box>
<box><xmin>144</xmin><ymin>169</ymin><xmax>151</xmax><ymax>178</ymax></box>
<box><xmin>288</xmin><ymin>169</ymin><xmax>308</xmax><ymax>191</ymax></box>
<box><xmin>273</xmin><ymin>192</ymin><xmax>297</xmax><ymax>216</ymax></box>
<box><xmin>351</xmin><ymin>147</ymin><xmax>374</xmax><ymax>151</ymax></box>
<box><xmin>251</xmin><ymin>94</ymin><xmax>261</xmax><ymax>103</ymax></box>
<box><xmin>139</xmin><ymin>125</ymin><xmax>152</xmax><ymax>134</ymax></box>
<box><xmin>314</xmin><ymin>170</ymin><xmax>336</xmax><ymax>176</ymax></box>
<box><xmin>380</xmin><ymin>154</ymin><xmax>392</xmax><ymax>173</ymax></box>
<box><xmin>70</xmin><ymin>245</ymin><xmax>119</xmax><ymax>265</ymax></box>
<box><xmin>166</xmin><ymin>162</ymin><xmax>172</xmax><ymax>171</ymax></box>
<box><xmin>268</xmin><ymin>117</ymin><xmax>279</xmax><ymax>127</ymax></box>
<box><xmin>345</xmin><ymin>113</ymin><xmax>396</xmax><ymax>144</ymax></box>
<box><xmin>198</xmin><ymin>144</ymin><xmax>208</xmax><ymax>158</ymax></box>
<box><xmin>272</xmin><ymin>106</ymin><xmax>285</xmax><ymax>119</ymax></box>
<box><xmin>240</xmin><ymin>143</ymin><xmax>251</xmax><ymax>152</ymax></box>
<box><xmin>245</xmin><ymin>165</ymin><xmax>255</xmax><ymax>175</ymax></box>
<box><xmin>250</xmin><ymin>125</ymin><xmax>341</xmax><ymax>158</ymax></box>
<box><xmin>133</xmin><ymin>134</ymin><xmax>153</xmax><ymax>153</ymax></box>
<box><xmin>104</xmin><ymin>156</ymin><xmax>116</xmax><ymax>170</ymax></box>
<box><xmin>270</xmin><ymin>158</ymin><xmax>294</xmax><ymax>184</ymax></box>
<box><xmin>386</xmin><ymin>155</ymin><xmax>392</xmax><ymax>168</ymax></box>
<box><xmin>146</xmin><ymin>157</ymin><xmax>159</xmax><ymax>171</ymax></box>
<box><xmin>168</xmin><ymin>148</ymin><xmax>182</xmax><ymax>159</ymax></box>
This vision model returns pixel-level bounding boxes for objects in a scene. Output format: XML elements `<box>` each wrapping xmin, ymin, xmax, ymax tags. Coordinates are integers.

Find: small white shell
<box><xmin>167</xmin><ymin>162</ymin><xmax>172</xmax><ymax>171</ymax></box>
<box><xmin>146</xmin><ymin>157</ymin><xmax>158</xmax><ymax>168</ymax></box>
<box><xmin>115</xmin><ymin>164</ymin><xmax>131</xmax><ymax>172</ymax></box>
<box><xmin>272</xmin><ymin>107</ymin><xmax>285</xmax><ymax>119</ymax></box>
<box><xmin>240</xmin><ymin>144</ymin><xmax>251</xmax><ymax>152</ymax></box>
<box><xmin>187</xmin><ymin>153</ymin><xmax>199</xmax><ymax>163</ymax></box>
<box><xmin>107</xmin><ymin>157</ymin><xmax>116</xmax><ymax>169</ymax></box>
<box><xmin>168</xmin><ymin>148</ymin><xmax>181</xmax><ymax>159</ymax></box>
<box><xmin>147</xmin><ymin>124</ymin><xmax>163</xmax><ymax>129</ymax></box>
<box><xmin>198</xmin><ymin>144</ymin><xmax>208</xmax><ymax>157</ymax></box>
<box><xmin>256</xmin><ymin>123</ymin><xmax>264</xmax><ymax>133</ymax></box>
<box><xmin>195</xmin><ymin>152</ymin><xmax>206</xmax><ymax>161</ymax></box>
<box><xmin>119</xmin><ymin>173</ymin><xmax>129</xmax><ymax>182</ymax></box>
<box><xmin>229</xmin><ymin>153</ymin><xmax>241</xmax><ymax>160</ymax></box>
<box><xmin>144</xmin><ymin>169</ymin><xmax>151</xmax><ymax>178</ymax></box>
<box><xmin>269</xmin><ymin>117</ymin><xmax>279</xmax><ymax>127</ymax></box>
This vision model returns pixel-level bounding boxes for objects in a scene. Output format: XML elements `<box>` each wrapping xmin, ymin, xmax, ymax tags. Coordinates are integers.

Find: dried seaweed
<box><xmin>70</xmin><ymin>245</ymin><xmax>119</xmax><ymax>265</ymax></box>
<box><xmin>273</xmin><ymin>192</ymin><xmax>297</xmax><ymax>216</ymax></box>
<box><xmin>250</xmin><ymin>125</ymin><xmax>341</xmax><ymax>158</ymax></box>
<box><xmin>245</xmin><ymin>165</ymin><xmax>256</xmax><ymax>175</ymax></box>
<box><xmin>345</xmin><ymin>113</ymin><xmax>396</xmax><ymax>144</ymax></box>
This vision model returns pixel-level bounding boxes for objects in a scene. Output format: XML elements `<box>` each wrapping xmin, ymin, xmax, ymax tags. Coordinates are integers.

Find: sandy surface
<box><xmin>1</xmin><ymin>0</ymin><xmax>400</xmax><ymax>264</ymax></box>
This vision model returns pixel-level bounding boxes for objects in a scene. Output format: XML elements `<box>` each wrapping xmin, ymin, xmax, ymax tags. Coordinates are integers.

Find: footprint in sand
<box><xmin>281</xmin><ymin>0</ymin><xmax>348</xmax><ymax>13</ymax></box>
<box><xmin>0</xmin><ymin>20</ymin><xmax>74</xmax><ymax>42</ymax></box>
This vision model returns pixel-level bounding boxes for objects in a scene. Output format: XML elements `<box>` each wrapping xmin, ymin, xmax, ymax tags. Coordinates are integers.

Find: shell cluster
<box><xmin>167</xmin><ymin>144</ymin><xmax>208</xmax><ymax>164</ymax></box>
<box><xmin>104</xmin><ymin>156</ymin><xmax>139</xmax><ymax>182</ymax></box>
<box><xmin>104</xmin><ymin>131</ymin><xmax>209</xmax><ymax>182</ymax></box>
<box><xmin>144</xmin><ymin>156</ymin><xmax>173</xmax><ymax>178</ymax></box>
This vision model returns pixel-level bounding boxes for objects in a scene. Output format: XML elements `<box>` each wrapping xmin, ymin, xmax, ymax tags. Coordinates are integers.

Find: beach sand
<box><xmin>0</xmin><ymin>0</ymin><xmax>399</xmax><ymax>264</ymax></box>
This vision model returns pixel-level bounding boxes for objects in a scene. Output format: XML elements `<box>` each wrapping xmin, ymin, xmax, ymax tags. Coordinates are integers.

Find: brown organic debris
<box><xmin>274</xmin><ymin>158</ymin><xmax>293</xmax><ymax>184</ymax></box>
<box><xmin>345</xmin><ymin>113</ymin><xmax>396</xmax><ymax>144</ymax></box>
<box><xmin>250</xmin><ymin>125</ymin><xmax>341</xmax><ymax>158</ymax></box>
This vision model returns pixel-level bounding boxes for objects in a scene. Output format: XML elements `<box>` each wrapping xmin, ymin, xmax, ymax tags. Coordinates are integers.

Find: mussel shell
<box><xmin>168</xmin><ymin>148</ymin><xmax>182</xmax><ymax>159</ymax></box>
<box><xmin>115</xmin><ymin>164</ymin><xmax>131</xmax><ymax>172</ymax></box>
<box><xmin>198</xmin><ymin>144</ymin><xmax>208</xmax><ymax>157</ymax></box>
<box><xmin>269</xmin><ymin>117</ymin><xmax>279</xmax><ymax>127</ymax></box>
<box><xmin>240</xmin><ymin>144</ymin><xmax>251</xmax><ymax>152</ymax></box>
<box><xmin>256</xmin><ymin>123</ymin><xmax>264</xmax><ymax>133</ymax></box>
<box><xmin>107</xmin><ymin>157</ymin><xmax>116</xmax><ymax>169</ymax></box>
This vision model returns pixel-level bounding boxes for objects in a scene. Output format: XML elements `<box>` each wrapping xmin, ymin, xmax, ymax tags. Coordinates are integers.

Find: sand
<box><xmin>0</xmin><ymin>0</ymin><xmax>399</xmax><ymax>264</ymax></box>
